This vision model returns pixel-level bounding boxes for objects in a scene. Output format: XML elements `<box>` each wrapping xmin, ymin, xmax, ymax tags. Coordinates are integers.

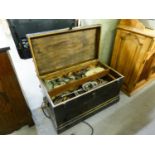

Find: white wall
<box><xmin>80</xmin><ymin>19</ymin><xmax>119</xmax><ymax>64</ymax></box>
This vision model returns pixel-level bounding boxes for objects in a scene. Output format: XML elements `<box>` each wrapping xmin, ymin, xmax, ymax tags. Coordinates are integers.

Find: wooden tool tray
<box><xmin>44</xmin><ymin>60</ymin><xmax>109</xmax><ymax>97</ymax></box>
<box><xmin>27</xmin><ymin>25</ymin><xmax>109</xmax><ymax>99</ymax></box>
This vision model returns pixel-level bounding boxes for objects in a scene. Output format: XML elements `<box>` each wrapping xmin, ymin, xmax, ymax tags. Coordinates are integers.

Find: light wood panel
<box><xmin>43</xmin><ymin>59</ymin><xmax>98</xmax><ymax>80</ymax></box>
<box><xmin>28</xmin><ymin>25</ymin><xmax>101</xmax><ymax>76</ymax></box>
<box><xmin>0</xmin><ymin>49</ymin><xmax>34</xmax><ymax>134</ymax></box>
<box><xmin>111</xmin><ymin>19</ymin><xmax>155</xmax><ymax>95</ymax></box>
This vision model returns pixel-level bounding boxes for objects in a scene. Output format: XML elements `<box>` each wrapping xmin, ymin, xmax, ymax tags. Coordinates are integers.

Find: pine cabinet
<box><xmin>111</xmin><ymin>20</ymin><xmax>155</xmax><ymax>95</ymax></box>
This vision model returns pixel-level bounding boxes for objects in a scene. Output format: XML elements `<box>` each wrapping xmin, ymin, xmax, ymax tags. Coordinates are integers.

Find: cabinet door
<box><xmin>111</xmin><ymin>29</ymin><xmax>152</xmax><ymax>91</ymax></box>
<box><xmin>144</xmin><ymin>52</ymin><xmax>155</xmax><ymax>79</ymax></box>
<box><xmin>0</xmin><ymin>82</ymin><xmax>19</xmax><ymax>134</ymax></box>
<box><xmin>0</xmin><ymin>52</ymin><xmax>33</xmax><ymax>134</ymax></box>
<box><xmin>149</xmin><ymin>54</ymin><xmax>155</xmax><ymax>78</ymax></box>
<box><xmin>138</xmin><ymin>50</ymin><xmax>155</xmax><ymax>81</ymax></box>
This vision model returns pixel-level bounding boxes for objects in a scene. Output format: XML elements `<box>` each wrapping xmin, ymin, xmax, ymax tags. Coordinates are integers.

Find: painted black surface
<box><xmin>0</xmin><ymin>47</ymin><xmax>10</xmax><ymax>52</ymax></box>
<box><xmin>54</xmin><ymin>79</ymin><xmax>121</xmax><ymax>125</ymax></box>
<box><xmin>58</xmin><ymin>97</ymin><xmax>119</xmax><ymax>134</ymax></box>
<box><xmin>46</xmin><ymin>69</ymin><xmax>123</xmax><ymax>133</ymax></box>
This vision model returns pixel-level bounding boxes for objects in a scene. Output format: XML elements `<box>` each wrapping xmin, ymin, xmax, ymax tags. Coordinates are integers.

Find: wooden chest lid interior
<box><xmin>27</xmin><ymin>25</ymin><xmax>101</xmax><ymax>76</ymax></box>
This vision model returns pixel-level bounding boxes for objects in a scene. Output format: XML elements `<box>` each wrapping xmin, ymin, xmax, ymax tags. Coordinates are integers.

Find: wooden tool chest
<box><xmin>27</xmin><ymin>25</ymin><xmax>124</xmax><ymax>133</ymax></box>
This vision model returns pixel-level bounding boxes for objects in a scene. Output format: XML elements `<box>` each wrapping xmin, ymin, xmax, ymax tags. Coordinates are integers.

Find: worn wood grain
<box><xmin>28</xmin><ymin>25</ymin><xmax>101</xmax><ymax>76</ymax></box>
<box><xmin>0</xmin><ymin>50</ymin><xmax>34</xmax><ymax>134</ymax></box>
<box><xmin>43</xmin><ymin>60</ymin><xmax>98</xmax><ymax>80</ymax></box>
<box><xmin>111</xmin><ymin>19</ymin><xmax>155</xmax><ymax>95</ymax></box>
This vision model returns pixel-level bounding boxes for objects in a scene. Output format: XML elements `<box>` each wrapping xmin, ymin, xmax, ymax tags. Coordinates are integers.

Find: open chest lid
<box><xmin>27</xmin><ymin>25</ymin><xmax>101</xmax><ymax>77</ymax></box>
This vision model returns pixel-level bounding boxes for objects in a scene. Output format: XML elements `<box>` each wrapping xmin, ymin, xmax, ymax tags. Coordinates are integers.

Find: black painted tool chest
<box><xmin>27</xmin><ymin>25</ymin><xmax>124</xmax><ymax>133</ymax></box>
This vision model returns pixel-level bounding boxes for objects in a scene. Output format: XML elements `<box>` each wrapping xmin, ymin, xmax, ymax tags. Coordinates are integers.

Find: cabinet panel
<box><xmin>145</xmin><ymin>53</ymin><xmax>155</xmax><ymax>79</ymax></box>
<box><xmin>0</xmin><ymin>92</ymin><xmax>18</xmax><ymax>133</ymax></box>
<box><xmin>0</xmin><ymin>50</ymin><xmax>34</xmax><ymax>134</ymax></box>
<box><xmin>111</xmin><ymin>29</ymin><xmax>152</xmax><ymax>91</ymax></box>
<box><xmin>149</xmin><ymin>54</ymin><xmax>155</xmax><ymax>77</ymax></box>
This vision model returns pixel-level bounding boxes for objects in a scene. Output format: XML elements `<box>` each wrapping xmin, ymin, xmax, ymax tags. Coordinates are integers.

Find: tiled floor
<box><xmin>11</xmin><ymin>80</ymin><xmax>155</xmax><ymax>135</ymax></box>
